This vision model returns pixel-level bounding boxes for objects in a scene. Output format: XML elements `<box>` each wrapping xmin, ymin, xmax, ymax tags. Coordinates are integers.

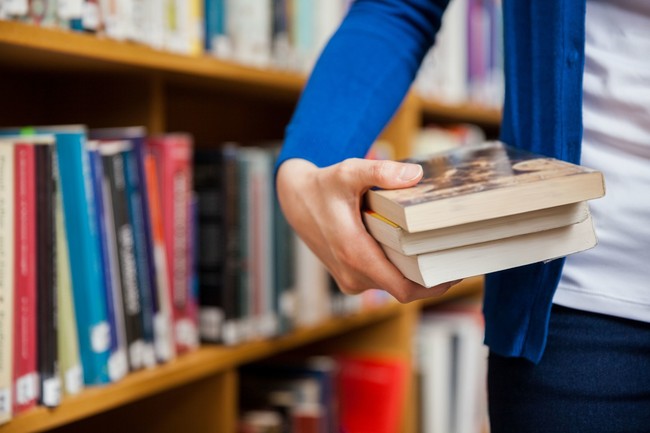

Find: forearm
<box><xmin>277</xmin><ymin>0</ymin><xmax>449</xmax><ymax>168</ymax></box>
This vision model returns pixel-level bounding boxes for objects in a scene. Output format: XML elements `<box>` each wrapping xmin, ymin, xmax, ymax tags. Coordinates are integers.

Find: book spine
<box><xmin>146</xmin><ymin>135</ymin><xmax>198</xmax><ymax>354</ymax></box>
<box><xmin>56</xmin><ymin>133</ymin><xmax>111</xmax><ymax>385</ymax></box>
<box><xmin>101</xmin><ymin>149</ymin><xmax>146</xmax><ymax>371</ymax></box>
<box><xmin>12</xmin><ymin>143</ymin><xmax>38</xmax><ymax>414</ymax></box>
<box><xmin>221</xmin><ymin>144</ymin><xmax>242</xmax><ymax>345</ymax></box>
<box><xmin>194</xmin><ymin>150</ymin><xmax>226</xmax><ymax>343</ymax></box>
<box><xmin>35</xmin><ymin>144</ymin><xmax>61</xmax><ymax>408</ymax></box>
<box><xmin>143</xmin><ymin>154</ymin><xmax>175</xmax><ymax>361</ymax></box>
<box><xmin>88</xmin><ymin>144</ymin><xmax>127</xmax><ymax>382</ymax></box>
<box><xmin>54</xmin><ymin>155</ymin><xmax>84</xmax><ymax>397</ymax></box>
<box><xmin>132</xmin><ymin>138</ymin><xmax>163</xmax><ymax>360</ymax></box>
<box><xmin>122</xmin><ymin>148</ymin><xmax>157</xmax><ymax>367</ymax></box>
<box><xmin>0</xmin><ymin>143</ymin><xmax>15</xmax><ymax>424</ymax></box>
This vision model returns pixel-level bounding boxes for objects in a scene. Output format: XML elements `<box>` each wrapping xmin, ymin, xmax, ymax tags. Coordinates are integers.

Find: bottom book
<box><xmin>382</xmin><ymin>214</ymin><xmax>597</xmax><ymax>288</ymax></box>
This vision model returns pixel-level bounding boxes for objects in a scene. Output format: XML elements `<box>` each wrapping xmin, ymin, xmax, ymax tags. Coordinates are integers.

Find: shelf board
<box><xmin>0</xmin><ymin>278</ymin><xmax>482</xmax><ymax>433</ymax></box>
<box><xmin>417</xmin><ymin>96</ymin><xmax>502</xmax><ymax>128</ymax></box>
<box><xmin>0</xmin><ymin>21</ymin><xmax>305</xmax><ymax>98</ymax></box>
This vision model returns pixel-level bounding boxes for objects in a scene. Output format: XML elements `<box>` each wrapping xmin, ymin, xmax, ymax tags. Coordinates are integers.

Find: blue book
<box><xmin>204</xmin><ymin>0</ymin><xmax>226</xmax><ymax>54</ymax></box>
<box><xmin>55</xmin><ymin>132</ymin><xmax>112</xmax><ymax>385</ymax></box>
<box><xmin>87</xmin><ymin>142</ymin><xmax>128</xmax><ymax>382</ymax></box>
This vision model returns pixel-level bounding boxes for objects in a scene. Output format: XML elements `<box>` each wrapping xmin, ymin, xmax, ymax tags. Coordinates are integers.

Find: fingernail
<box><xmin>398</xmin><ymin>164</ymin><xmax>422</xmax><ymax>181</ymax></box>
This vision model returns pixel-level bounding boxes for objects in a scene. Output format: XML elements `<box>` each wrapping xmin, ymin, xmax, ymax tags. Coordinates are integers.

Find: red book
<box><xmin>145</xmin><ymin>134</ymin><xmax>198</xmax><ymax>355</ymax></box>
<box><xmin>13</xmin><ymin>143</ymin><xmax>38</xmax><ymax>414</ymax></box>
<box><xmin>336</xmin><ymin>356</ymin><xmax>408</xmax><ymax>433</ymax></box>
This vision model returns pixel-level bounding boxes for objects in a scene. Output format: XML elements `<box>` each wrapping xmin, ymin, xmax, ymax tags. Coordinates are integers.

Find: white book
<box><xmin>383</xmin><ymin>214</ymin><xmax>598</xmax><ymax>288</ymax></box>
<box><xmin>364</xmin><ymin>201</ymin><xmax>589</xmax><ymax>256</ymax></box>
<box><xmin>0</xmin><ymin>141</ymin><xmax>15</xmax><ymax>425</ymax></box>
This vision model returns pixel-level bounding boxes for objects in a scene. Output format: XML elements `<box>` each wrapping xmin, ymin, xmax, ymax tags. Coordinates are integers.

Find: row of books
<box><xmin>363</xmin><ymin>141</ymin><xmax>606</xmax><ymax>288</ymax></box>
<box><xmin>0</xmin><ymin>125</ymin><xmax>393</xmax><ymax>425</ymax></box>
<box><xmin>0</xmin><ymin>126</ymin><xmax>200</xmax><ymax>424</ymax></box>
<box><xmin>239</xmin><ymin>355</ymin><xmax>408</xmax><ymax>433</ymax></box>
<box><xmin>0</xmin><ymin>0</ymin><xmax>351</xmax><ymax>72</ymax></box>
<box><xmin>415</xmin><ymin>301</ymin><xmax>488</xmax><ymax>433</ymax></box>
<box><xmin>415</xmin><ymin>0</ymin><xmax>504</xmax><ymax>108</ymax></box>
<box><xmin>194</xmin><ymin>143</ymin><xmax>392</xmax><ymax>347</ymax></box>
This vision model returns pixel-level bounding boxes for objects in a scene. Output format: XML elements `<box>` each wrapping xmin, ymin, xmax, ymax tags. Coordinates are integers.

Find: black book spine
<box><xmin>222</xmin><ymin>145</ymin><xmax>241</xmax><ymax>344</ymax></box>
<box><xmin>36</xmin><ymin>144</ymin><xmax>59</xmax><ymax>407</ymax></box>
<box><xmin>122</xmin><ymin>149</ymin><xmax>156</xmax><ymax>366</ymax></box>
<box><xmin>194</xmin><ymin>149</ymin><xmax>226</xmax><ymax>343</ymax></box>
<box><xmin>102</xmin><ymin>150</ymin><xmax>145</xmax><ymax>371</ymax></box>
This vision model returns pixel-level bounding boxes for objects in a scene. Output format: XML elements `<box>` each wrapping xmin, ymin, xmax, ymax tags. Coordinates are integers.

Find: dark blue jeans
<box><xmin>488</xmin><ymin>304</ymin><xmax>650</xmax><ymax>433</ymax></box>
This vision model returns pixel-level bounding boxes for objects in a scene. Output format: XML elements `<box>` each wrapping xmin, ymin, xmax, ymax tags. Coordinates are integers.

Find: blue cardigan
<box><xmin>278</xmin><ymin>0</ymin><xmax>586</xmax><ymax>363</ymax></box>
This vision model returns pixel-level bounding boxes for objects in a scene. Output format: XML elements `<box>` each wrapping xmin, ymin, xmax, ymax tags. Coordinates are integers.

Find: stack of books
<box><xmin>363</xmin><ymin>141</ymin><xmax>606</xmax><ymax>288</ymax></box>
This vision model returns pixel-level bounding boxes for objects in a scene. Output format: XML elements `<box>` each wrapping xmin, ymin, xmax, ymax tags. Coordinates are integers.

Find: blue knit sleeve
<box><xmin>276</xmin><ymin>0</ymin><xmax>449</xmax><ymax>169</ymax></box>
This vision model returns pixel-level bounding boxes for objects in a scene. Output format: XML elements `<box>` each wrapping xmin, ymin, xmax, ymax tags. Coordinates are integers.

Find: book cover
<box><xmin>98</xmin><ymin>141</ymin><xmax>146</xmax><ymax>371</ymax></box>
<box><xmin>55</xmin><ymin>132</ymin><xmax>112</xmax><ymax>385</ymax></box>
<box><xmin>194</xmin><ymin>148</ymin><xmax>227</xmax><ymax>343</ymax></box>
<box><xmin>87</xmin><ymin>141</ymin><xmax>128</xmax><ymax>382</ymax></box>
<box><xmin>35</xmin><ymin>142</ymin><xmax>61</xmax><ymax>408</ymax></box>
<box><xmin>146</xmin><ymin>133</ymin><xmax>198</xmax><ymax>354</ymax></box>
<box><xmin>143</xmin><ymin>153</ymin><xmax>175</xmax><ymax>361</ymax></box>
<box><xmin>0</xmin><ymin>141</ymin><xmax>15</xmax><ymax>424</ymax></box>
<box><xmin>12</xmin><ymin>142</ymin><xmax>39</xmax><ymax>414</ymax></box>
<box><xmin>336</xmin><ymin>355</ymin><xmax>408</xmax><ymax>433</ymax></box>
<box><xmin>365</xmin><ymin>141</ymin><xmax>605</xmax><ymax>233</ymax></box>
<box><xmin>90</xmin><ymin>127</ymin><xmax>165</xmax><ymax>364</ymax></box>
<box><xmin>54</xmin><ymin>161</ymin><xmax>84</xmax><ymax>397</ymax></box>
<box><xmin>220</xmin><ymin>143</ymin><xmax>242</xmax><ymax>346</ymax></box>
<box><xmin>363</xmin><ymin>201</ymin><xmax>590</xmax><ymax>256</ymax></box>
<box><xmin>238</xmin><ymin>147</ymin><xmax>277</xmax><ymax>339</ymax></box>
<box><xmin>383</xmin><ymin>214</ymin><xmax>598</xmax><ymax>288</ymax></box>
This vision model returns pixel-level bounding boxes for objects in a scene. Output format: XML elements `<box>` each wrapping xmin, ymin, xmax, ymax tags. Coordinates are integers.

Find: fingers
<box><xmin>334</xmin><ymin>158</ymin><xmax>423</xmax><ymax>193</ymax></box>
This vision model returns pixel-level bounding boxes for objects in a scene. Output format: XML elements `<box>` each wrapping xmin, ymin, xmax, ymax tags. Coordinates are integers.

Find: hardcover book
<box><xmin>98</xmin><ymin>140</ymin><xmax>146</xmax><ymax>371</ymax></box>
<box><xmin>0</xmin><ymin>141</ymin><xmax>14</xmax><ymax>424</ymax></box>
<box><xmin>35</xmin><ymin>142</ymin><xmax>61</xmax><ymax>408</ymax></box>
<box><xmin>364</xmin><ymin>141</ymin><xmax>606</xmax><ymax>233</ymax></box>
<box><xmin>55</xmin><ymin>131</ymin><xmax>112</xmax><ymax>385</ymax></box>
<box><xmin>12</xmin><ymin>140</ymin><xmax>39</xmax><ymax>414</ymax></box>
<box><xmin>146</xmin><ymin>133</ymin><xmax>198</xmax><ymax>354</ymax></box>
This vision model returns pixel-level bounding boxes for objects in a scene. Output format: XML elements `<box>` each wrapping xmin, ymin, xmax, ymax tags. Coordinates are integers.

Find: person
<box><xmin>275</xmin><ymin>0</ymin><xmax>650</xmax><ymax>431</ymax></box>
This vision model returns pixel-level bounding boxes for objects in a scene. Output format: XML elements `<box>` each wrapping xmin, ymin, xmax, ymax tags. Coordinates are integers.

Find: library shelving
<box><xmin>0</xmin><ymin>20</ymin><xmax>499</xmax><ymax>433</ymax></box>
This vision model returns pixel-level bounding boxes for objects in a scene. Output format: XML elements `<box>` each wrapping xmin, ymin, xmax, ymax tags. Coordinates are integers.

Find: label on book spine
<box><xmin>199</xmin><ymin>306</ymin><xmax>224</xmax><ymax>342</ymax></box>
<box><xmin>153</xmin><ymin>312</ymin><xmax>172</xmax><ymax>362</ymax></box>
<box><xmin>64</xmin><ymin>365</ymin><xmax>83</xmax><ymax>395</ymax></box>
<box><xmin>15</xmin><ymin>373</ymin><xmax>38</xmax><ymax>405</ymax></box>
<box><xmin>90</xmin><ymin>321</ymin><xmax>110</xmax><ymax>354</ymax></box>
<box><xmin>175</xmin><ymin>318</ymin><xmax>198</xmax><ymax>349</ymax></box>
<box><xmin>0</xmin><ymin>387</ymin><xmax>10</xmax><ymax>418</ymax></box>
<box><xmin>41</xmin><ymin>377</ymin><xmax>61</xmax><ymax>408</ymax></box>
<box><xmin>108</xmin><ymin>350</ymin><xmax>128</xmax><ymax>382</ymax></box>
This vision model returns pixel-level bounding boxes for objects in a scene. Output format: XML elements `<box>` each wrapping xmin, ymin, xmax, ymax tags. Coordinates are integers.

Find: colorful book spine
<box><xmin>56</xmin><ymin>132</ymin><xmax>112</xmax><ymax>385</ymax></box>
<box><xmin>0</xmin><ymin>141</ymin><xmax>15</xmax><ymax>424</ymax></box>
<box><xmin>143</xmin><ymin>154</ymin><xmax>175</xmax><ymax>361</ymax></box>
<box><xmin>122</xmin><ymin>146</ymin><xmax>157</xmax><ymax>368</ymax></box>
<box><xmin>146</xmin><ymin>134</ymin><xmax>198</xmax><ymax>354</ymax></box>
<box><xmin>87</xmin><ymin>141</ymin><xmax>128</xmax><ymax>382</ymax></box>
<box><xmin>12</xmin><ymin>142</ymin><xmax>38</xmax><ymax>414</ymax></box>
<box><xmin>54</xmin><ymin>157</ymin><xmax>84</xmax><ymax>397</ymax></box>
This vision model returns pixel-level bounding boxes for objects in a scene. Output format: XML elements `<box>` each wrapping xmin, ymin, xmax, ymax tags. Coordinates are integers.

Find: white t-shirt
<box><xmin>553</xmin><ymin>0</ymin><xmax>650</xmax><ymax>322</ymax></box>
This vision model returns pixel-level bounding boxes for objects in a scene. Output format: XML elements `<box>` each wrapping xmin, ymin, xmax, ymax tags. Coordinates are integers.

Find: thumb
<box><xmin>340</xmin><ymin>158</ymin><xmax>423</xmax><ymax>191</ymax></box>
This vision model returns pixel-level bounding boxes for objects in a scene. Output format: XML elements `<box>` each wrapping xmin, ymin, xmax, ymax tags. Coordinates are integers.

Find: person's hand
<box><xmin>276</xmin><ymin>157</ymin><xmax>461</xmax><ymax>303</ymax></box>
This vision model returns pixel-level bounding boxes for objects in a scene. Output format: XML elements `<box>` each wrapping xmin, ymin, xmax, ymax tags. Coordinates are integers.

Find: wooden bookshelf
<box><xmin>0</xmin><ymin>20</ymin><xmax>492</xmax><ymax>433</ymax></box>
